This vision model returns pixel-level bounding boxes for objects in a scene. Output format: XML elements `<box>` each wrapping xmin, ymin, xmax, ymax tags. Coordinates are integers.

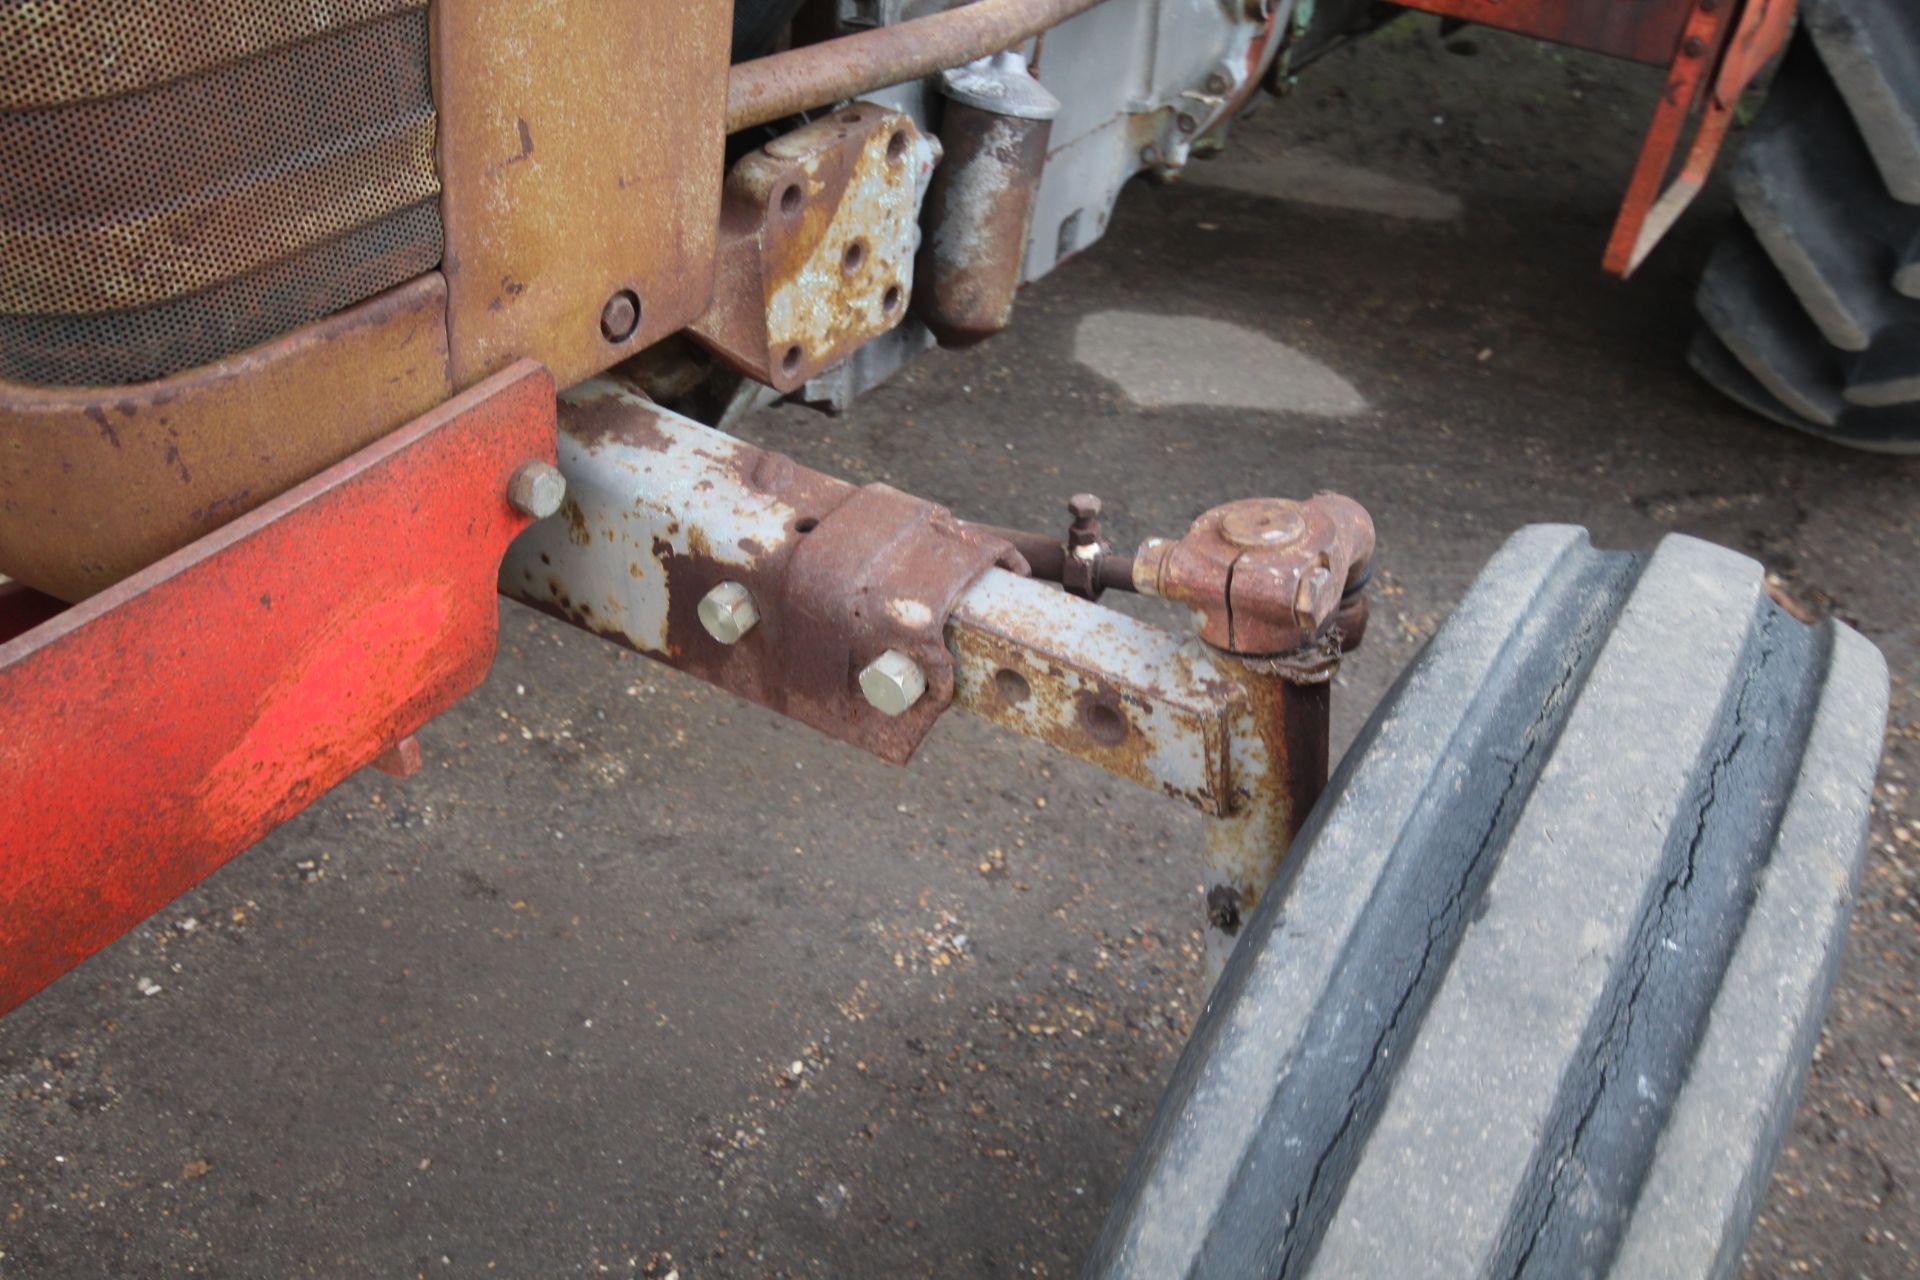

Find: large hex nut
<box><xmin>697</xmin><ymin>581</ymin><xmax>760</xmax><ymax>645</ymax></box>
<box><xmin>858</xmin><ymin>649</ymin><xmax>927</xmax><ymax>716</ymax></box>
<box><xmin>507</xmin><ymin>460</ymin><xmax>567</xmax><ymax>520</ymax></box>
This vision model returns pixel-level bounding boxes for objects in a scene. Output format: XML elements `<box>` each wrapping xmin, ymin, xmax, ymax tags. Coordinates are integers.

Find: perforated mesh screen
<box><xmin>0</xmin><ymin>4</ymin><xmax>442</xmax><ymax>387</ymax></box>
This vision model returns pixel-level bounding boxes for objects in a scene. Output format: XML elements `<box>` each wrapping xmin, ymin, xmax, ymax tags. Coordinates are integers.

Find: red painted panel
<box><xmin>1394</xmin><ymin>0</ymin><xmax>1698</xmax><ymax>64</ymax></box>
<box><xmin>0</xmin><ymin>361</ymin><xmax>556</xmax><ymax>1015</ymax></box>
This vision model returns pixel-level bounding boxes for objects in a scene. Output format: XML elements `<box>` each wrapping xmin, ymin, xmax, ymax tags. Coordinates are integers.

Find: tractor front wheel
<box><xmin>1087</xmin><ymin>526</ymin><xmax>1886</xmax><ymax>1277</ymax></box>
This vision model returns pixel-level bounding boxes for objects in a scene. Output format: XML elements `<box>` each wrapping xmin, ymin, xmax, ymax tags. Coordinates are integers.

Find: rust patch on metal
<box><xmin>0</xmin><ymin>274</ymin><xmax>454</xmax><ymax>601</ymax></box>
<box><xmin>721</xmin><ymin>483</ymin><xmax>1025</xmax><ymax>764</ymax></box>
<box><xmin>435</xmin><ymin>0</ymin><xmax>729</xmax><ymax>389</ymax></box>
<box><xmin>507</xmin><ymin>385</ymin><xmax>1020</xmax><ymax>764</ymax></box>
<box><xmin>947</xmin><ymin>573</ymin><xmax>1242</xmax><ymax>813</ymax></box>
<box><xmin>690</xmin><ymin>105</ymin><xmax>936</xmax><ymax>392</ymax></box>
<box><xmin>637</xmin><ymin>477</ymin><xmax>1029</xmax><ymax>759</ymax></box>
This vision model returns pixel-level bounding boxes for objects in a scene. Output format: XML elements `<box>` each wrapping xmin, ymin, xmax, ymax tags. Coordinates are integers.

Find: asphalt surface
<box><xmin>5</xmin><ymin>20</ymin><xmax>1919</xmax><ymax>1279</ymax></box>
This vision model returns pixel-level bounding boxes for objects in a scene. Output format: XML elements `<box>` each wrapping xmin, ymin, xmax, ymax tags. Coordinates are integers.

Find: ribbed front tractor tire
<box><xmin>1692</xmin><ymin>0</ymin><xmax>1920</xmax><ymax>450</ymax></box>
<box><xmin>1087</xmin><ymin>527</ymin><xmax>1887</xmax><ymax>1278</ymax></box>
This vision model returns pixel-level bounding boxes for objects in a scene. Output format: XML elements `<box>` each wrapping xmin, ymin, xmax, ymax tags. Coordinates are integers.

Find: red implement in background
<box><xmin>1603</xmin><ymin>0</ymin><xmax>1798</xmax><ymax>275</ymax></box>
<box><xmin>1394</xmin><ymin>0</ymin><xmax>1797</xmax><ymax>276</ymax></box>
<box><xmin>1395</xmin><ymin>0</ymin><xmax>1700</xmax><ymax>65</ymax></box>
<box><xmin>0</xmin><ymin>360</ymin><xmax>557</xmax><ymax>1015</ymax></box>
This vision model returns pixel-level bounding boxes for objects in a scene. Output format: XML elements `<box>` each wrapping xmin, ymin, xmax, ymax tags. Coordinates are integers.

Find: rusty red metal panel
<box><xmin>1392</xmin><ymin>0</ymin><xmax>1699</xmax><ymax>65</ymax></box>
<box><xmin>0</xmin><ymin>360</ymin><xmax>556</xmax><ymax>1016</ymax></box>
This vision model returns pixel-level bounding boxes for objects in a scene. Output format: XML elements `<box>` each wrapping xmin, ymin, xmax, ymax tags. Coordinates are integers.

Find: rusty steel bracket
<box><xmin>949</xmin><ymin>570</ymin><xmax>1242</xmax><ymax>814</ymax></box>
<box><xmin>950</xmin><ymin>560</ymin><xmax>1343</xmax><ymax>974</ymax></box>
<box><xmin>779</xmin><ymin>484</ymin><xmax>1028</xmax><ymax>759</ymax></box>
<box><xmin>689</xmin><ymin>103</ymin><xmax>940</xmax><ymax>392</ymax></box>
<box><xmin>0</xmin><ymin>361</ymin><xmax>558</xmax><ymax>1015</ymax></box>
<box><xmin>504</xmin><ymin>380</ymin><xmax>1021</xmax><ymax>764</ymax></box>
<box><xmin>1132</xmin><ymin>494</ymin><xmax>1375</xmax><ymax>658</ymax></box>
<box><xmin>504</xmin><ymin>384</ymin><xmax>1372</xmax><ymax>974</ymax></box>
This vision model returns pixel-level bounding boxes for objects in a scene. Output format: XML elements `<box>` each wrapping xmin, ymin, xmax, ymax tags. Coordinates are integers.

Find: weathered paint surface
<box><xmin>692</xmin><ymin>105</ymin><xmax>939</xmax><ymax>392</ymax></box>
<box><xmin>0</xmin><ymin>361</ymin><xmax>555</xmax><ymax>1015</ymax></box>
<box><xmin>504</xmin><ymin>379</ymin><xmax>812</xmax><ymax>659</ymax></box>
<box><xmin>947</xmin><ymin>567</ymin><xmax>1241</xmax><ymax>813</ymax></box>
<box><xmin>1604</xmin><ymin>0</ymin><xmax>1797</xmax><ymax>275</ymax></box>
<box><xmin>503</xmin><ymin>380</ymin><xmax>1017</xmax><ymax>764</ymax></box>
<box><xmin>434</xmin><ymin>0</ymin><xmax>729</xmax><ymax>388</ymax></box>
<box><xmin>0</xmin><ymin>275</ymin><xmax>454</xmax><ymax>601</ymax></box>
<box><xmin>1202</xmin><ymin>667</ymin><xmax>1330</xmax><ymax>976</ymax></box>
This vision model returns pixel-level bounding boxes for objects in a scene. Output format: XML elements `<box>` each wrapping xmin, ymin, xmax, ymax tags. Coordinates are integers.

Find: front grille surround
<box><xmin>0</xmin><ymin>3</ymin><xmax>442</xmax><ymax>387</ymax></box>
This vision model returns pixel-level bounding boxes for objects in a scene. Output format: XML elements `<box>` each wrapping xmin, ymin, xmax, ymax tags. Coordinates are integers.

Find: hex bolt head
<box><xmin>1067</xmin><ymin>493</ymin><xmax>1102</xmax><ymax>522</ymax></box>
<box><xmin>859</xmin><ymin>649</ymin><xmax>927</xmax><ymax>717</ymax></box>
<box><xmin>506</xmin><ymin>460</ymin><xmax>566</xmax><ymax>519</ymax></box>
<box><xmin>697</xmin><ymin>581</ymin><xmax>759</xmax><ymax>645</ymax></box>
<box><xmin>600</xmin><ymin>289</ymin><xmax>640</xmax><ymax>343</ymax></box>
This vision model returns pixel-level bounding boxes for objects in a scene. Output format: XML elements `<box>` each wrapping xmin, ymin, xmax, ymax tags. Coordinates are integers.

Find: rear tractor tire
<box><xmin>1693</xmin><ymin>0</ymin><xmax>1920</xmax><ymax>451</ymax></box>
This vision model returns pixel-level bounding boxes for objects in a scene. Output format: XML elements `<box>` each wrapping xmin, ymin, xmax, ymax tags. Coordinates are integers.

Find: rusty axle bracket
<box><xmin>502</xmin><ymin>385</ymin><xmax>1372</xmax><ymax>975</ymax></box>
<box><xmin>777</xmin><ymin>483</ymin><xmax>1027</xmax><ymax>760</ymax></box>
<box><xmin>504</xmin><ymin>379</ymin><xmax>1021</xmax><ymax>765</ymax></box>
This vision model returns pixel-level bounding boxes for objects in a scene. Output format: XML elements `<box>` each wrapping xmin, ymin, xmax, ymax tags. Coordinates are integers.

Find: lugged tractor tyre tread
<box><xmin>1692</xmin><ymin>0</ymin><xmax>1920</xmax><ymax>451</ymax></box>
<box><xmin>1087</xmin><ymin>525</ymin><xmax>1887</xmax><ymax>1279</ymax></box>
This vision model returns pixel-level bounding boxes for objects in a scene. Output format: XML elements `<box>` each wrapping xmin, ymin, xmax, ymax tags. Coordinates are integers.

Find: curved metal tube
<box><xmin>726</xmin><ymin>0</ymin><xmax>1109</xmax><ymax>132</ymax></box>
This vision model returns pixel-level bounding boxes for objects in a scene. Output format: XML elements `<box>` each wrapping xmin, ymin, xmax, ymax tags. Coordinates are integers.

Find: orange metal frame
<box><xmin>1396</xmin><ymin>0</ymin><xmax>1799</xmax><ymax>276</ymax></box>
<box><xmin>1603</xmin><ymin>0</ymin><xmax>1799</xmax><ymax>276</ymax></box>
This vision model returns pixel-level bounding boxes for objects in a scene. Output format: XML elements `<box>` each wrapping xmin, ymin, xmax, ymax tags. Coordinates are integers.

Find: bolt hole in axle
<box><xmin>781</xmin><ymin>344</ymin><xmax>804</xmax><ymax>376</ymax></box>
<box><xmin>886</xmin><ymin>129</ymin><xmax>909</xmax><ymax>163</ymax></box>
<box><xmin>793</xmin><ymin>516</ymin><xmax>819</xmax><ymax>534</ymax></box>
<box><xmin>843</xmin><ymin>239</ymin><xmax>867</xmax><ymax>274</ymax></box>
<box><xmin>779</xmin><ymin>182</ymin><xmax>803</xmax><ymax>216</ymax></box>
<box><xmin>994</xmin><ymin>667</ymin><xmax>1032</xmax><ymax>704</ymax></box>
<box><xmin>882</xmin><ymin>284</ymin><xmax>902</xmax><ymax>313</ymax></box>
<box><xmin>1078</xmin><ymin>697</ymin><xmax>1129</xmax><ymax>746</ymax></box>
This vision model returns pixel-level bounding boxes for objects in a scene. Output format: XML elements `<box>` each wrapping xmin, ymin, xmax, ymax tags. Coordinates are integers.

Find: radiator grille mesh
<box><xmin>0</xmin><ymin>4</ymin><xmax>442</xmax><ymax>387</ymax></box>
